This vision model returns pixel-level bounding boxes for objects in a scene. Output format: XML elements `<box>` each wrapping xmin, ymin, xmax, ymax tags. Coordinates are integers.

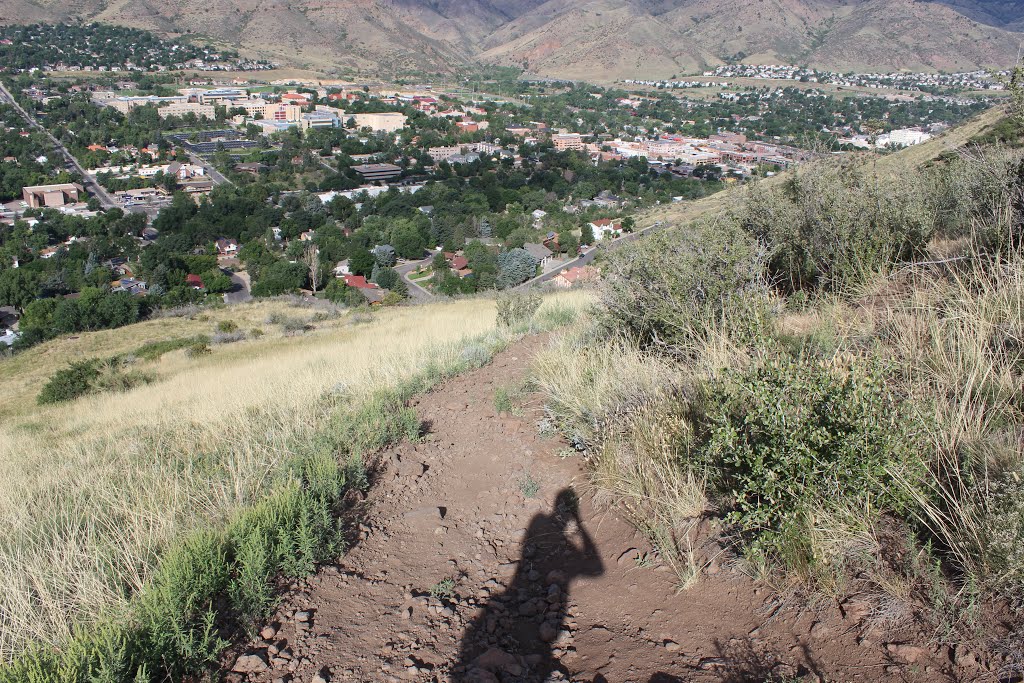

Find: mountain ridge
<box><xmin>1</xmin><ymin>0</ymin><xmax>1021</xmax><ymax>78</ymax></box>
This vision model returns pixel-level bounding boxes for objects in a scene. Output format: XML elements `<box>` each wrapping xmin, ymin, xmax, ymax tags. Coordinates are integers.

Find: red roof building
<box><xmin>186</xmin><ymin>274</ymin><xmax>205</xmax><ymax>289</ymax></box>
<box><xmin>343</xmin><ymin>274</ymin><xmax>379</xmax><ymax>289</ymax></box>
<box><xmin>281</xmin><ymin>92</ymin><xmax>310</xmax><ymax>106</ymax></box>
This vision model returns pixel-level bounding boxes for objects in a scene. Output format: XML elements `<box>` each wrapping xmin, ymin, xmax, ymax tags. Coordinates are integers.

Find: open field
<box><xmin>0</xmin><ymin>292</ymin><xmax>591</xmax><ymax>661</ymax></box>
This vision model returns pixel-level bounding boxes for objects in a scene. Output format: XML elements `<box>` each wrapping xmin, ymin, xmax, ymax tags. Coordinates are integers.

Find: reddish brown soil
<box><xmin>226</xmin><ymin>336</ymin><xmax>996</xmax><ymax>683</ymax></box>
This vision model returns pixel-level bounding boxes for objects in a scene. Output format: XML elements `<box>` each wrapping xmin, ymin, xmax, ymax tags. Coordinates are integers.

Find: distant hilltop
<box><xmin>1</xmin><ymin>0</ymin><xmax>1022</xmax><ymax>79</ymax></box>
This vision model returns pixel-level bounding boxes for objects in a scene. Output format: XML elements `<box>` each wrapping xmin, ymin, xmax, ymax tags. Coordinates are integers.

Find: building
<box><xmin>589</xmin><ymin>218</ymin><xmax>622</xmax><ymax>241</ymax></box>
<box><xmin>280</xmin><ymin>92</ymin><xmax>311</xmax><ymax>106</ymax></box>
<box><xmin>553</xmin><ymin>133</ymin><xmax>584</xmax><ymax>151</ymax></box>
<box><xmin>348</xmin><ymin>112</ymin><xmax>408</xmax><ymax>133</ymax></box>
<box><xmin>23</xmin><ymin>183</ymin><xmax>83</xmax><ymax>208</ymax></box>
<box><xmin>104</xmin><ymin>95</ymin><xmax>186</xmax><ymax>113</ymax></box>
<box><xmin>216</xmin><ymin>238</ymin><xmax>239</xmax><ymax>256</ymax></box>
<box><xmin>351</xmin><ymin>163</ymin><xmax>403</xmax><ymax>183</ymax></box>
<box><xmin>299</xmin><ymin>111</ymin><xmax>340</xmax><ymax>130</ymax></box>
<box><xmin>877</xmin><ymin>129</ymin><xmax>932</xmax><ymax>148</ymax></box>
<box><xmin>158</xmin><ymin>100</ymin><xmax>217</xmax><ymax>119</ymax></box>
<box><xmin>523</xmin><ymin>242</ymin><xmax>553</xmax><ymax>270</ymax></box>
<box><xmin>114</xmin><ymin>187</ymin><xmax>166</xmax><ymax>204</ymax></box>
<box><xmin>551</xmin><ymin>266</ymin><xmax>598</xmax><ymax>288</ymax></box>
<box><xmin>234</xmin><ymin>162</ymin><xmax>267</xmax><ymax>176</ymax></box>
<box><xmin>197</xmin><ymin>88</ymin><xmax>247</xmax><ymax>105</ymax></box>
<box><xmin>456</xmin><ymin>120</ymin><xmax>489</xmax><ymax>133</ymax></box>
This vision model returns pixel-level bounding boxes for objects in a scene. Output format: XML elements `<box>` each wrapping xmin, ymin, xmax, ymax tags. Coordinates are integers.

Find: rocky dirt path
<box><xmin>227</xmin><ymin>336</ymin><xmax>983</xmax><ymax>683</ymax></box>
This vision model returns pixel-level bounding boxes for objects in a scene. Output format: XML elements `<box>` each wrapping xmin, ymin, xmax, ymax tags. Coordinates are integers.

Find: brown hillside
<box><xmin>2</xmin><ymin>0</ymin><xmax>1022</xmax><ymax>82</ymax></box>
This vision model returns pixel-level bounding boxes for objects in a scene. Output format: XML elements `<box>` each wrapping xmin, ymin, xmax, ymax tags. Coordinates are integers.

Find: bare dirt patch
<box><xmin>227</xmin><ymin>335</ymin><xmax>984</xmax><ymax>683</ymax></box>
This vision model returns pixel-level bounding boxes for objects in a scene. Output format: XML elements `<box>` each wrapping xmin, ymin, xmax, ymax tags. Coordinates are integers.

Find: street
<box><xmin>395</xmin><ymin>257</ymin><xmax>436</xmax><ymax>302</ymax></box>
<box><xmin>0</xmin><ymin>81</ymin><xmax>119</xmax><ymax>210</ymax></box>
<box><xmin>188</xmin><ymin>152</ymin><xmax>233</xmax><ymax>186</ymax></box>
<box><xmin>224</xmin><ymin>270</ymin><xmax>252</xmax><ymax>304</ymax></box>
<box><xmin>515</xmin><ymin>219</ymin><xmax>666</xmax><ymax>290</ymax></box>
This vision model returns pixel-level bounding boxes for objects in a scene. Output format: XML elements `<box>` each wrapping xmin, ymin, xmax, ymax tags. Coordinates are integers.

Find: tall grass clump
<box><xmin>884</xmin><ymin>255</ymin><xmax>1024</xmax><ymax>601</ymax></box>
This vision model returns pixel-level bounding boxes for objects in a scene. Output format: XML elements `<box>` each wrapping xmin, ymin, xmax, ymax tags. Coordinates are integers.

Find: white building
<box><xmin>877</xmin><ymin>129</ymin><xmax>932</xmax><ymax>148</ymax></box>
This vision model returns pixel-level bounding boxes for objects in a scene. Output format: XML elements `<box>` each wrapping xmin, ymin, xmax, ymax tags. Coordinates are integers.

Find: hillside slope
<box><xmin>1</xmin><ymin>0</ymin><xmax>1021</xmax><ymax>78</ymax></box>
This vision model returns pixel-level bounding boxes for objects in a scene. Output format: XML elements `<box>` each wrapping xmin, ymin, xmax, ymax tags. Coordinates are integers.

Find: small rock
<box><xmin>474</xmin><ymin>648</ymin><xmax>522</xmax><ymax>676</ymax></box>
<box><xmin>886</xmin><ymin>643</ymin><xmax>926</xmax><ymax>664</ymax></box>
<box><xmin>233</xmin><ymin>653</ymin><xmax>269</xmax><ymax>674</ymax></box>
<box><xmin>261</xmin><ymin>625</ymin><xmax>278</xmax><ymax>640</ymax></box>
<box><xmin>545</xmin><ymin>570</ymin><xmax>566</xmax><ymax>586</ymax></box>
<box><xmin>294</xmin><ymin>611</ymin><xmax>311</xmax><ymax>623</ymax></box>
<box><xmin>664</xmin><ymin>641</ymin><xmax>681</xmax><ymax>653</ymax></box>
<box><xmin>539</xmin><ymin>622</ymin><xmax>558</xmax><ymax>642</ymax></box>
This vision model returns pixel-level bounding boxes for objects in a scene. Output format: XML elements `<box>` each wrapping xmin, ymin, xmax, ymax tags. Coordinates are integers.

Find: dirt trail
<box><xmin>227</xmin><ymin>335</ymin><xmax>975</xmax><ymax>683</ymax></box>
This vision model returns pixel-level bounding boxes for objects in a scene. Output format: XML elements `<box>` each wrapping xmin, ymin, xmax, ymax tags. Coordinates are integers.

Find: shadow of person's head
<box><xmin>526</xmin><ymin>487</ymin><xmax>603</xmax><ymax>579</ymax></box>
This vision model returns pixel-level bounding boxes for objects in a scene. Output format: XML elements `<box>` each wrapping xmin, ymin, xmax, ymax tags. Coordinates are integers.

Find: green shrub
<box><xmin>37</xmin><ymin>358</ymin><xmax>153</xmax><ymax>404</ymax></box>
<box><xmin>931</xmin><ymin>147</ymin><xmax>1023</xmax><ymax>255</ymax></box>
<box><xmin>184</xmin><ymin>341</ymin><xmax>211</xmax><ymax>358</ymax></box>
<box><xmin>697</xmin><ymin>353</ymin><xmax>926</xmax><ymax>571</ymax></box>
<box><xmin>37</xmin><ymin>360</ymin><xmax>102</xmax><ymax>404</ymax></box>
<box><xmin>216</xmin><ymin>320</ymin><xmax>239</xmax><ymax>333</ymax></box>
<box><xmin>739</xmin><ymin>159</ymin><xmax>935</xmax><ymax>292</ymax></box>
<box><xmin>135</xmin><ymin>336</ymin><xmax>208</xmax><ymax>361</ymax></box>
<box><xmin>601</xmin><ymin>214</ymin><xmax>771</xmax><ymax>354</ymax></box>
<box><xmin>496</xmin><ymin>291</ymin><xmax>542</xmax><ymax>328</ymax></box>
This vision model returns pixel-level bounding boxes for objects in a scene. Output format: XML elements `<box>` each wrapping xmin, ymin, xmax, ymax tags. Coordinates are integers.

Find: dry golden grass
<box><xmin>0</xmin><ymin>299</ymin><xmax>307</xmax><ymax>419</ymax></box>
<box><xmin>0</xmin><ymin>292</ymin><xmax>592</xmax><ymax>659</ymax></box>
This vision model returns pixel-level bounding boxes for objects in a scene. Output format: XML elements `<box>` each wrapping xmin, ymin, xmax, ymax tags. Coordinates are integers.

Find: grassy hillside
<box><xmin>533</xmin><ymin>118</ymin><xmax>1024</xmax><ymax>667</ymax></box>
<box><xmin>0</xmin><ymin>292</ymin><xmax>589</xmax><ymax>667</ymax></box>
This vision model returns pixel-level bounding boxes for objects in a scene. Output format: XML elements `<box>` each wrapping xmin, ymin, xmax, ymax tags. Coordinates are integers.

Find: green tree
<box><xmin>497</xmin><ymin>248</ymin><xmax>539</xmax><ymax>289</ymax></box>
<box><xmin>0</xmin><ymin>268</ymin><xmax>38</xmax><ymax>312</ymax></box>
<box><xmin>349</xmin><ymin>248</ymin><xmax>376</xmax><ymax>277</ymax></box>
<box><xmin>580</xmin><ymin>222</ymin><xmax>595</xmax><ymax>246</ymax></box>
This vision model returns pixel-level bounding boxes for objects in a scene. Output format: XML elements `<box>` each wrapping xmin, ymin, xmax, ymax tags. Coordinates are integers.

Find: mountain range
<box><xmin>1</xmin><ymin>0</ymin><xmax>1022</xmax><ymax>79</ymax></box>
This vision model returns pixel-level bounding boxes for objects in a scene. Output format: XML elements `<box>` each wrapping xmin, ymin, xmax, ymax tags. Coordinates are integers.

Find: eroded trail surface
<box><xmin>229</xmin><ymin>336</ymin><xmax>969</xmax><ymax>683</ymax></box>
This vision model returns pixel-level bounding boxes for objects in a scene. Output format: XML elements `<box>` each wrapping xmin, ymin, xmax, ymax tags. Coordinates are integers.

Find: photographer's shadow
<box><xmin>454</xmin><ymin>488</ymin><xmax>604</xmax><ymax>682</ymax></box>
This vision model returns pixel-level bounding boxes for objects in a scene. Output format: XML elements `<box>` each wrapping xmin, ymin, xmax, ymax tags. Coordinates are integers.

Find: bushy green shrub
<box><xmin>697</xmin><ymin>353</ymin><xmax>926</xmax><ymax>569</ymax></box>
<box><xmin>601</xmin><ymin>214</ymin><xmax>771</xmax><ymax>354</ymax></box>
<box><xmin>931</xmin><ymin>147</ymin><xmax>1023</xmax><ymax>255</ymax></box>
<box><xmin>739</xmin><ymin>160</ymin><xmax>935</xmax><ymax>292</ymax></box>
<box><xmin>38</xmin><ymin>358</ymin><xmax>153</xmax><ymax>404</ymax></box>
<box><xmin>136</xmin><ymin>336</ymin><xmax>208</xmax><ymax>361</ymax></box>
<box><xmin>37</xmin><ymin>360</ymin><xmax>101</xmax><ymax>404</ymax></box>
<box><xmin>496</xmin><ymin>291</ymin><xmax>542</xmax><ymax>328</ymax></box>
<box><xmin>216</xmin><ymin>320</ymin><xmax>239</xmax><ymax>333</ymax></box>
<box><xmin>185</xmin><ymin>341</ymin><xmax>211</xmax><ymax>357</ymax></box>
